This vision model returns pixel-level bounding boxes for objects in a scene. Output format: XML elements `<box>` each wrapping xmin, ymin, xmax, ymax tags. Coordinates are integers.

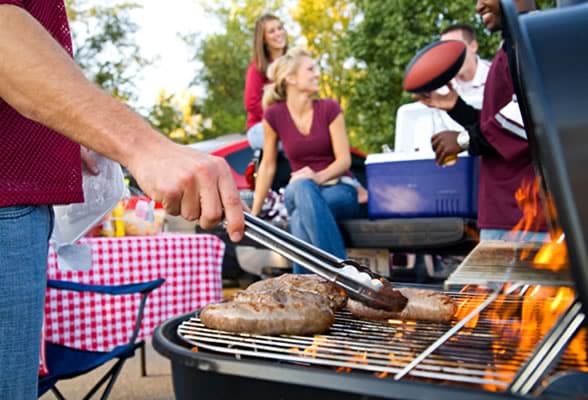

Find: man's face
<box><xmin>476</xmin><ymin>0</ymin><xmax>535</xmax><ymax>32</ymax></box>
<box><xmin>440</xmin><ymin>29</ymin><xmax>478</xmax><ymax>77</ymax></box>
<box><xmin>476</xmin><ymin>0</ymin><xmax>502</xmax><ymax>32</ymax></box>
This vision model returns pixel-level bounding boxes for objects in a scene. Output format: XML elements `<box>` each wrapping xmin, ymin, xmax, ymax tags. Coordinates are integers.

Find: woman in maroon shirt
<box><xmin>243</xmin><ymin>14</ymin><xmax>287</xmax><ymax>149</ymax></box>
<box><xmin>251</xmin><ymin>47</ymin><xmax>359</xmax><ymax>273</ymax></box>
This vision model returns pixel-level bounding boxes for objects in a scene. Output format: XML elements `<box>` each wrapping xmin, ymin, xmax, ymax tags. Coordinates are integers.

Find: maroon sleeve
<box><xmin>479</xmin><ymin>52</ymin><xmax>529</xmax><ymax>162</ymax></box>
<box><xmin>324</xmin><ymin>99</ymin><xmax>343</xmax><ymax>124</ymax></box>
<box><xmin>0</xmin><ymin>1</ymin><xmax>25</xmax><ymax>6</ymax></box>
<box><xmin>244</xmin><ymin>63</ymin><xmax>265</xmax><ymax>127</ymax></box>
<box><xmin>263</xmin><ymin>104</ymin><xmax>279</xmax><ymax>134</ymax></box>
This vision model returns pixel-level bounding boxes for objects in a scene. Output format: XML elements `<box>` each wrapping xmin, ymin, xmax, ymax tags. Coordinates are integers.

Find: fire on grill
<box><xmin>175</xmin><ymin>283</ymin><xmax>586</xmax><ymax>393</ymax></box>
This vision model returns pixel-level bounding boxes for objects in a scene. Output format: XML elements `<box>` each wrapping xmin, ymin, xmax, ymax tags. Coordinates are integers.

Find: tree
<box><xmin>147</xmin><ymin>90</ymin><xmax>203</xmax><ymax>145</ymax></box>
<box><xmin>345</xmin><ymin>0</ymin><xmax>555</xmax><ymax>153</ymax></box>
<box><xmin>186</xmin><ymin>0</ymin><xmax>285</xmax><ymax>138</ymax></box>
<box><xmin>65</xmin><ymin>0</ymin><xmax>152</xmax><ymax>104</ymax></box>
<box><xmin>291</xmin><ymin>0</ymin><xmax>355</xmax><ymax>103</ymax></box>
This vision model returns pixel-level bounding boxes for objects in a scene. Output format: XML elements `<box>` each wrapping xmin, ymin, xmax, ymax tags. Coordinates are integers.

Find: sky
<box><xmin>128</xmin><ymin>1</ymin><xmax>222</xmax><ymax>108</ymax></box>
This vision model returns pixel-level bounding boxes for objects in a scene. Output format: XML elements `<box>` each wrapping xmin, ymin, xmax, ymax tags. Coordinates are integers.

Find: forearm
<box><xmin>465</xmin><ymin>123</ymin><xmax>496</xmax><ymax>156</ymax></box>
<box><xmin>315</xmin><ymin>157</ymin><xmax>351</xmax><ymax>185</ymax></box>
<box><xmin>0</xmin><ymin>5</ymin><xmax>167</xmax><ymax>167</ymax></box>
<box><xmin>447</xmin><ymin>97</ymin><xmax>479</xmax><ymax>128</ymax></box>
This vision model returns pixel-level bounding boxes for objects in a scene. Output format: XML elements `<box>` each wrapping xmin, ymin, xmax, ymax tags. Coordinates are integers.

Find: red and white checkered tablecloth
<box><xmin>44</xmin><ymin>234</ymin><xmax>225</xmax><ymax>352</ymax></box>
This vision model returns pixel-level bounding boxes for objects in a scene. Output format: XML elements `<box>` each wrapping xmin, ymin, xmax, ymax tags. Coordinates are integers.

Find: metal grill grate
<box><xmin>445</xmin><ymin>241</ymin><xmax>574</xmax><ymax>288</ymax></box>
<box><xmin>177</xmin><ymin>290</ymin><xmax>584</xmax><ymax>391</ymax></box>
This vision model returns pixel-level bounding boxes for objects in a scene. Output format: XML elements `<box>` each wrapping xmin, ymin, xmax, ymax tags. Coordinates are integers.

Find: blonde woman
<box><xmin>251</xmin><ymin>47</ymin><xmax>359</xmax><ymax>273</ymax></box>
<box><xmin>244</xmin><ymin>14</ymin><xmax>288</xmax><ymax>149</ymax></box>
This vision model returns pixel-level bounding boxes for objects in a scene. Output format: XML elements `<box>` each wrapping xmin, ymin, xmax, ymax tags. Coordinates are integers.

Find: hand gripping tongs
<box><xmin>242</xmin><ymin>212</ymin><xmax>408</xmax><ymax>312</ymax></box>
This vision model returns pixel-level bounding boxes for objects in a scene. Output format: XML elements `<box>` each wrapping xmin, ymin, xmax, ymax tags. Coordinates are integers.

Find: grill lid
<box><xmin>501</xmin><ymin>0</ymin><xmax>588</xmax><ymax>309</ymax></box>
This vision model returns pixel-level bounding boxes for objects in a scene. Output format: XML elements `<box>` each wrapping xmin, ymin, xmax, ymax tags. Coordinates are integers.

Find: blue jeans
<box><xmin>284</xmin><ymin>179</ymin><xmax>359</xmax><ymax>274</ymax></box>
<box><xmin>0</xmin><ymin>205</ymin><xmax>53</xmax><ymax>399</ymax></box>
<box><xmin>480</xmin><ymin>228</ymin><xmax>549</xmax><ymax>243</ymax></box>
<box><xmin>246</xmin><ymin>122</ymin><xmax>283</xmax><ymax>151</ymax></box>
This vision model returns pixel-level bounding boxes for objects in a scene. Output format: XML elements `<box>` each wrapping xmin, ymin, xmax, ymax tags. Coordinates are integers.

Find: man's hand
<box><xmin>127</xmin><ymin>142</ymin><xmax>245</xmax><ymax>242</ymax></box>
<box><xmin>431</xmin><ymin>131</ymin><xmax>462</xmax><ymax>166</ymax></box>
<box><xmin>412</xmin><ymin>83</ymin><xmax>459</xmax><ymax>111</ymax></box>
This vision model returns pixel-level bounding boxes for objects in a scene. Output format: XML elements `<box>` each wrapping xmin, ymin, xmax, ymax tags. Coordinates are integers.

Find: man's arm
<box><xmin>0</xmin><ymin>5</ymin><xmax>244</xmax><ymax>240</ymax></box>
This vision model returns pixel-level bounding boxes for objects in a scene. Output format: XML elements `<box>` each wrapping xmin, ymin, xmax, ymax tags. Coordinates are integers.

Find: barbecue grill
<box><xmin>152</xmin><ymin>2</ymin><xmax>588</xmax><ymax>399</ymax></box>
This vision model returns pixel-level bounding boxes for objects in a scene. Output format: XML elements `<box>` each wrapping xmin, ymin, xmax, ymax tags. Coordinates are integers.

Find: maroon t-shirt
<box><xmin>0</xmin><ymin>0</ymin><xmax>83</xmax><ymax>207</ymax></box>
<box><xmin>243</xmin><ymin>62</ymin><xmax>269</xmax><ymax>130</ymax></box>
<box><xmin>264</xmin><ymin>99</ymin><xmax>344</xmax><ymax>174</ymax></box>
<box><xmin>478</xmin><ymin>48</ymin><xmax>545</xmax><ymax>230</ymax></box>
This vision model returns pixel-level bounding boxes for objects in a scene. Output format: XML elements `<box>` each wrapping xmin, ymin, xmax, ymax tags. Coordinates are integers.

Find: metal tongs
<box><xmin>243</xmin><ymin>212</ymin><xmax>406</xmax><ymax>311</ymax></box>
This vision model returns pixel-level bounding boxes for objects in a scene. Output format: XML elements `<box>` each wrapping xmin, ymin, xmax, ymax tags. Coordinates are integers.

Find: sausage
<box><xmin>200</xmin><ymin>287</ymin><xmax>335</xmax><ymax>335</ymax></box>
<box><xmin>346</xmin><ymin>288</ymin><xmax>456</xmax><ymax>323</ymax></box>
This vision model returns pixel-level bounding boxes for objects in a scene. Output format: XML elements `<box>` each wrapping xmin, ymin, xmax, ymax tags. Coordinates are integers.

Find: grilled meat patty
<box><xmin>346</xmin><ymin>288</ymin><xmax>456</xmax><ymax>323</ymax></box>
<box><xmin>245</xmin><ymin>274</ymin><xmax>348</xmax><ymax>311</ymax></box>
<box><xmin>200</xmin><ymin>287</ymin><xmax>334</xmax><ymax>335</ymax></box>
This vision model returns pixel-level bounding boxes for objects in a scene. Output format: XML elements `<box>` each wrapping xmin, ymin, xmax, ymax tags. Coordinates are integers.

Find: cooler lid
<box><xmin>366</xmin><ymin>151</ymin><xmax>470</xmax><ymax>164</ymax></box>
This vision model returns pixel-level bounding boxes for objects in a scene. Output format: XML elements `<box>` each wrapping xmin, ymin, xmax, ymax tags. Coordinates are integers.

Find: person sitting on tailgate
<box><xmin>244</xmin><ymin>14</ymin><xmax>288</xmax><ymax>150</ymax></box>
<box><xmin>251</xmin><ymin>47</ymin><xmax>360</xmax><ymax>273</ymax></box>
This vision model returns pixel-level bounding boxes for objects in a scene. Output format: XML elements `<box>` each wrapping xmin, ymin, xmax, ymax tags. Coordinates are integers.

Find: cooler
<box><xmin>366</xmin><ymin>152</ymin><xmax>478</xmax><ymax>219</ymax></box>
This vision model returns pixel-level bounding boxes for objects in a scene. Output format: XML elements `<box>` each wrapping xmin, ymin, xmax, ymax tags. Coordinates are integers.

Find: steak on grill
<box><xmin>346</xmin><ymin>287</ymin><xmax>456</xmax><ymax>323</ymax></box>
<box><xmin>200</xmin><ymin>287</ymin><xmax>334</xmax><ymax>335</ymax></box>
<box><xmin>244</xmin><ymin>274</ymin><xmax>348</xmax><ymax>311</ymax></box>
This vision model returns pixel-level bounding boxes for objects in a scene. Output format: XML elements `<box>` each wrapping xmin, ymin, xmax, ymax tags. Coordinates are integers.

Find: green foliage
<box><xmin>65</xmin><ymin>0</ymin><xmax>152</xmax><ymax>103</ymax></box>
<box><xmin>188</xmin><ymin>0</ymin><xmax>284</xmax><ymax>138</ymax></box>
<box><xmin>147</xmin><ymin>91</ymin><xmax>203</xmax><ymax>145</ymax></box>
<box><xmin>292</xmin><ymin>0</ymin><xmax>355</xmax><ymax>102</ymax></box>
<box><xmin>344</xmin><ymin>0</ymin><xmax>555</xmax><ymax>153</ymax></box>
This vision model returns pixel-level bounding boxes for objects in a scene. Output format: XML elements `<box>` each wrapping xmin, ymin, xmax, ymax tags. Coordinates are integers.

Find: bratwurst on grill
<box><xmin>200</xmin><ymin>286</ymin><xmax>335</xmax><ymax>335</ymax></box>
<box><xmin>346</xmin><ymin>287</ymin><xmax>456</xmax><ymax>323</ymax></box>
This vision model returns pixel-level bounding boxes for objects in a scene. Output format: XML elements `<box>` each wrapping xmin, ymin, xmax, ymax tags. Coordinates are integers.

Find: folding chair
<box><xmin>38</xmin><ymin>278</ymin><xmax>165</xmax><ymax>399</ymax></box>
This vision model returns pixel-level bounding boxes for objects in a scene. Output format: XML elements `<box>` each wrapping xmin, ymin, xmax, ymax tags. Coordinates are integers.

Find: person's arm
<box><xmin>244</xmin><ymin>64</ymin><xmax>265</xmax><ymax>125</ymax></box>
<box><xmin>0</xmin><ymin>5</ymin><xmax>244</xmax><ymax>239</ymax></box>
<box><xmin>251</xmin><ymin>120</ymin><xmax>279</xmax><ymax>215</ymax></box>
<box><xmin>464</xmin><ymin>123</ymin><xmax>495</xmax><ymax>156</ymax></box>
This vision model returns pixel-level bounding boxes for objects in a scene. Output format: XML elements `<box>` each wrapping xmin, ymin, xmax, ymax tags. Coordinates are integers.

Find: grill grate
<box><xmin>445</xmin><ymin>241</ymin><xmax>573</xmax><ymax>288</ymax></box>
<box><xmin>177</xmin><ymin>289</ymin><xmax>584</xmax><ymax>391</ymax></box>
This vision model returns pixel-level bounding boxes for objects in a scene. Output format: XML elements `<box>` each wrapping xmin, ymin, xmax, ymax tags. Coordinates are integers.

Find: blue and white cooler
<box><xmin>365</xmin><ymin>152</ymin><xmax>479</xmax><ymax>219</ymax></box>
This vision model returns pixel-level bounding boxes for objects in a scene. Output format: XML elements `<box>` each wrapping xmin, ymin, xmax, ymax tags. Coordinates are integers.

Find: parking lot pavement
<box><xmin>40</xmin><ymin>341</ymin><xmax>174</xmax><ymax>400</ymax></box>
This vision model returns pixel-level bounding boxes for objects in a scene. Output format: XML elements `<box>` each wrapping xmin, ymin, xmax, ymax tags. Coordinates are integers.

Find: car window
<box><xmin>225</xmin><ymin>147</ymin><xmax>254</xmax><ymax>175</ymax></box>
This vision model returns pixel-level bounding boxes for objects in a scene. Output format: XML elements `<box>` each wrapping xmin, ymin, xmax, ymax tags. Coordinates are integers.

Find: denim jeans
<box><xmin>480</xmin><ymin>228</ymin><xmax>549</xmax><ymax>243</ymax></box>
<box><xmin>0</xmin><ymin>205</ymin><xmax>53</xmax><ymax>399</ymax></box>
<box><xmin>284</xmin><ymin>179</ymin><xmax>359</xmax><ymax>274</ymax></box>
<box><xmin>246</xmin><ymin>122</ymin><xmax>283</xmax><ymax>151</ymax></box>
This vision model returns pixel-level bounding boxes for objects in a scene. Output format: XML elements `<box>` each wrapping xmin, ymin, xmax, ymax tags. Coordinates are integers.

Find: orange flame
<box><xmin>482</xmin><ymin>285</ymin><xmax>581</xmax><ymax>391</ymax></box>
<box><xmin>533</xmin><ymin>231</ymin><xmax>568</xmax><ymax>271</ymax></box>
<box><xmin>510</xmin><ymin>178</ymin><xmax>568</xmax><ymax>271</ymax></box>
<box><xmin>336</xmin><ymin>352</ymin><xmax>368</xmax><ymax>373</ymax></box>
<box><xmin>302</xmin><ymin>336</ymin><xmax>327</xmax><ymax>359</ymax></box>
<box><xmin>512</xmin><ymin>179</ymin><xmax>542</xmax><ymax>236</ymax></box>
<box><xmin>566</xmin><ymin>327</ymin><xmax>588</xmax><ymax>371</ymax></box>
